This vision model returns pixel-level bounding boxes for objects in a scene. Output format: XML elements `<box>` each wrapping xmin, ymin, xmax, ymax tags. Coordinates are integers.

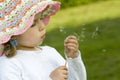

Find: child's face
<box><xmin>16</xmin><ymin>13</ymin><xmax>46</xmax><ymax>47</ymax></box>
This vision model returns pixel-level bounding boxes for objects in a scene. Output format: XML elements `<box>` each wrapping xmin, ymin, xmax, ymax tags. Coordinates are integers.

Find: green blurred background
<box><xmin>42</xmin><ymin>0</ymin><xmax>120</xmax><ymax>80</ymax></box>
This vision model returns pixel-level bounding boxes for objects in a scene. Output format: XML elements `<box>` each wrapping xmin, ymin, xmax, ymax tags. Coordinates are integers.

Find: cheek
<box><xmin>25</xmin><ymin>33</ymin><xmax>40</xmax><ymax>41</ymax></box>
<box><xmin>16</xmin><ymin>29</ymin><xmax>45</xmax><ymax>46</ymax></box>
<box><xmin>28</xmin><ymin>31</ymin><xmax>43</xmax><ymax>42</ymax></box>
<box><xmin>24</xmin><ymin>29</ymin><xmax>39</xmax><ymax>40</ymax></box>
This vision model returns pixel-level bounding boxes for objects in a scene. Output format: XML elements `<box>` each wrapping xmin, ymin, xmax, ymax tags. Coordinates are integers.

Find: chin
<box><xmin>39</xmin><ymin>41</ymin><xmax>43</xmax><ymax>45</ymax></box>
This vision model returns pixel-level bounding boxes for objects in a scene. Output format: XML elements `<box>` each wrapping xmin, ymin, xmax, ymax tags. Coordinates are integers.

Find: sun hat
<box><xmin>0</xmin><ymin>0</ymin><xmax>61</xmax><ymax>56</ymax></box>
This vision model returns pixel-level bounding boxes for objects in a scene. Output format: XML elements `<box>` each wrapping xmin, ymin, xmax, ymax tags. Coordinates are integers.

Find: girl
<box><xmin>0</xmin><ymin>0</ymin><xmax>86</xmax><ymax>80</ymax></box>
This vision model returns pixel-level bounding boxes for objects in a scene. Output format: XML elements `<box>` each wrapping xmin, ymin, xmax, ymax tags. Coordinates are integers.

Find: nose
<box><xmin>41</xmin><ymin>20</ymin><xmax>45</xmax><ymax>28</ymax></box>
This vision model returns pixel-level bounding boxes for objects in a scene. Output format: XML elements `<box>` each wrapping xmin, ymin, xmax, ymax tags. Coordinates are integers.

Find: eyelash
<box><xmin>31</xmin><ymin>18</ymin><xmax>43</xmax><ymax>27</ymax></box>
<box><xmin>31</xmin><ymin>23</ymin><xmax>36</xmax><ymax>27</ymax></box>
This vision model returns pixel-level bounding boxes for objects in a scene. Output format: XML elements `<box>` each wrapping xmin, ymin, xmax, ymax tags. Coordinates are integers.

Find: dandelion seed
<box><xmin>82</xmin><ymin>27</ymin><xmax>86</xmax><ymax>31</ymax></box>
<box><xmin>59</xmin><ymin>26</ymin><xmax>64</xmax><ymax>32</ymax></box>
<box><xmin>102</xmin><ymin>49</ymin><xmax>107</xmax><ymax>53</ymax></box>
<box><xmin>73</xmin><ymin>32</ymin><xmax>80</xmax><ymax>41</ymax></box>
<box><xmin>80</xmin><ymin>39</ymin><xmax>84</xmax><ymax>42</ymax></box>
<box><xmin>82</xmin><ymin>24</ymin><xmax>86</xmax><ymax>26</ymax></box>
<box><xmin>59</xmin><ymin>26</ymin><xmax>66</xmax><ymax>34</ymax></box>
<box><xmin>92</xmin><ymin>26</ymin><xmax>99</xmax><ymax>38</ymax></box>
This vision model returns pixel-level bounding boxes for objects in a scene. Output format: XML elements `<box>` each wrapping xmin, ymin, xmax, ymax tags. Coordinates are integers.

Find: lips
<box><xmin>41</xmin><ymin>34</ymin><xmax>45</xmax><ymax>39</ymax></box>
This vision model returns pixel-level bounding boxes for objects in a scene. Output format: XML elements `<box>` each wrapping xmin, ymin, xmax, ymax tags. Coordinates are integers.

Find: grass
<box><xmin>42</xmin><ymin>0</ymin><xmax>120</xmax><ymax>80</ymax></box>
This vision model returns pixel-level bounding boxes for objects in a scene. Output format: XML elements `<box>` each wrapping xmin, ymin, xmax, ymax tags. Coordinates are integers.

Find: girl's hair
<box><xmin>3</xmin><ymin>39</ymin><xmax>17</xmax><ymax>58</ymax></box>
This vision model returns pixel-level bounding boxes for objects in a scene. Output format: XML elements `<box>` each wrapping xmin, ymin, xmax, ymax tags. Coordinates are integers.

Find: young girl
<box><xmin>0</xmin><ymin>0</ymin><xmax>86</xmax><ymax>80</ymax></box>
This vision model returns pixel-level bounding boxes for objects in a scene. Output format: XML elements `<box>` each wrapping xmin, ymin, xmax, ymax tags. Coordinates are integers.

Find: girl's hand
<box><xmin>50</xmin><ymin>66</ymin><xmax>68</xmax><ymax>80</ymax></box>
<box><xmin>64</xmin><ymin>35</ymin><xmax>79</xmax><ymax>58</ymax></box>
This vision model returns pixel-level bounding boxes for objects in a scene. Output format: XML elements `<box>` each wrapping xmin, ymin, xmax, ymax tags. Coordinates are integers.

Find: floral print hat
<box><xmin>0</xmin><ymin>0</ymin><xmax>60</xmax><ymax>56</ymax></box>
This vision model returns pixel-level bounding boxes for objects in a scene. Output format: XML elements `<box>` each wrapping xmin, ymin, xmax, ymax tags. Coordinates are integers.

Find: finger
<box><xmin>59</xmin><ymin>66</ymin><xmax>68</xmax><ymax>70</ymax></box>
<box><xmin>63</xmin><ymin>74</ymin><xmax>68</xmax><ymax>80</ymax></box>
<box><xmin>64</xmin><ymin>39</ymin><xmax>78</xmax><ymax>47</ymax></box>
<box><xmin>66</xmin><ymin>35</ymin><xmax>77</xmax><ymax>40</ymax></box>
<box><xmin>60</xmin><ymin>71</ymin><xmax>68</xmax><ymax>79</ymax></box>
<box><xmin>67</xmin><ymin>46</ymin><xmax>78</xmax><ymax>52</ymax></box>
<box><xmin>65</xmin><ymin>43</ymin><xmax>78</xmax><ymax>49</ymax></box>
<box><xmin>60</xmin><ymin>70</ymin><xmax>68</xmax><ymax>76</ymax></box>
<box><xmin>64</xmin><ymin>39</ymin><xmax>78</xmax><ymax>45</ymax></box>
<box><xmin>63</xmin><ymin>71</ymin><xmax>68</xmax><ymax>75</ymax></box>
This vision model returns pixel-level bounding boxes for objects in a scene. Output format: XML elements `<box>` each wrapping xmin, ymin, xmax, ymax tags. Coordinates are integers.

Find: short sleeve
<box><xmin>0</xmin><ymin>57</ymin><xmax>22</xmax><ymax>80</ymax></box>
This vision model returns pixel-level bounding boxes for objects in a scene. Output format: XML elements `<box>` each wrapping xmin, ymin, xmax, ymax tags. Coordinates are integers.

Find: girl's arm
<box><xmin>66</xmin><ymin>51</ymin><xmax>87</xmax><ymax>80</ymax></box>
<box><xmin>64</xmin><ymin>35</ymin><xmax>87</xmax><ymax>80</ymax></box>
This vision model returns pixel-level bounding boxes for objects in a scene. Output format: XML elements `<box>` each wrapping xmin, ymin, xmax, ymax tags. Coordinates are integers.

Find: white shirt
<box><xmin>0</xmin><ymin>46</ymin><xmax>87</xmax><ymax>80</ymax></box>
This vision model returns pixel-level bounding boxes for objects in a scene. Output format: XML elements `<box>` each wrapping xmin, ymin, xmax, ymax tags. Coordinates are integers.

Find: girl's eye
<box><xmin>40</xmin><ymin>18</ymin><xmax>43</xmax><ymax>20</ymax></box>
